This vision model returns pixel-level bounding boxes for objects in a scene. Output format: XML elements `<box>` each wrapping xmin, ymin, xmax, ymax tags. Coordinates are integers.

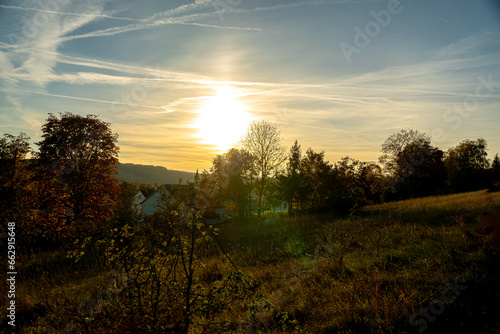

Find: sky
<box><xmin>1</xmin><ymin>0</ymin><xmax>500</xmax><ymax>172</ymax></box>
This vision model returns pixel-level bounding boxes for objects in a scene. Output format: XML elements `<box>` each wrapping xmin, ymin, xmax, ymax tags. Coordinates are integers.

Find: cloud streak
<box><xmin>0</xmin><ymin>4</ymin><xmax>142</xmax><ymax>22</ymax></box>
<box><xmin>1</xmin><ymin>0</ymin><xmax>499</xmax><ymax>171</ymax></box>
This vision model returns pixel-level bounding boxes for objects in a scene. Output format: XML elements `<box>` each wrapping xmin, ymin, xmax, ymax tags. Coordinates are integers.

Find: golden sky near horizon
<box><xmin>1</xmin><ymin>0</ymin><xmax>500</xmax><ymax>172</ymax></box>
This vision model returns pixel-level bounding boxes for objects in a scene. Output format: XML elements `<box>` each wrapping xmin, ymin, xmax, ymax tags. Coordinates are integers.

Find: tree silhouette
<box><xmin>444</xmin><ymin>138</ymin><xmax>489</xmax><ymax>192</ymax></box>
<box><xmin>491</xmin><ymin>154</ymin><xmax>500</xmax><ymax>190</ymax></box>
<box><xmin>242</xmin><ymin>121</ymin><xmax>286</xmax><ymax>217</ymax></box>
<box><xmin>333</xmin><ymin>156</ymin><xmax>368</xmax><ymax>211</ymax></box>
<box><xmin>379</xmin><ymin>129</ymin><xmax>431</xmax><ymax>175</ymax></box>
<box><xmin>0</xmin><ymin>133</ymin><xmax>32</xmax><ymax>225</ymax></box>
<box><xmin>211</xmin><ymin>148</ymin><xmax>254</xmax><ymax>218</ymax></box>
<box><xmin>357</xmin><ymin>163</ymin><xmax>385</xmax><ymax>204</ymax></box>
<box><xmin>492</xmin><ymin>154</ymin><xmax>500</xmax><ymax>173</ymax></box>
<box><xmin>301</xmin><ymin>148</ymin><xmax>333</xmax><ymax>211</ymax></box>
<box><xmin>394</xmin><ymin>142</ymin><xmax>446</xmax><ymax>198</ymax></box>
<box><xmin>280</xmin><ymin>140</ymin><xmax>303</xmax><ymax>215</ymax></box>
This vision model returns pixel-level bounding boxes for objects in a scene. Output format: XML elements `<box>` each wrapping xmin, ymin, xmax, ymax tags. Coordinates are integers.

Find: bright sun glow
<box><xmin>194</xmin><ymin>86</ymin><xmax>253</xmax><ymax>150</ymax></box>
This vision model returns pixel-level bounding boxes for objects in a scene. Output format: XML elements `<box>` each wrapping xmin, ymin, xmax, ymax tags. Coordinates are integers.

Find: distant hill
<box><xmin>116</xmin><ymin>163</ymin><xmax>195</xmax><ymax>185</ymax></box>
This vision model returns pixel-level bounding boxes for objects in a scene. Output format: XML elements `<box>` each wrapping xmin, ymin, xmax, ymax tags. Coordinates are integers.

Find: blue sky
<box><xmin>1</xmin><ymin>0</ymin><xmax>499</xmax><ymax>171</ymax></box>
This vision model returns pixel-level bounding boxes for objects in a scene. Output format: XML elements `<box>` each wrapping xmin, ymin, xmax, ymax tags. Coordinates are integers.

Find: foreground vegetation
<box><xmin>2</xmin><ymin>189</ymin><xmax>500</xmax><ymax>333</ymax></box>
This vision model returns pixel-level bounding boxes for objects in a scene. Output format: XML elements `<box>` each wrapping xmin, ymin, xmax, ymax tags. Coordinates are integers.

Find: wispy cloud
<box><xmin>1</xmin><ymin>1</ymin><xmax>106</xmax><ymax>87</ymax></box>
<box><xmin>20</xmin><ymin>0</ymin><xmax>372</xmax><ymax>46</ymax></box>
<box><xmin>12</xmin><ymin>90</ymin><xmax>165</xmax><ymax>110</ymax></box>
<box><xmin>1</xmin><ymin>0</ymin><xmax>499</xmax><ymax>170</ymax></box>
<box><xmin>0</xmin><ymin>4</ymin><xmax>142</xmax><ymax>22</ymax></box>
<box><xmin>437</xmin><ymin>32</ymin><xmax>500</xmax><ymax>58</ymax></box>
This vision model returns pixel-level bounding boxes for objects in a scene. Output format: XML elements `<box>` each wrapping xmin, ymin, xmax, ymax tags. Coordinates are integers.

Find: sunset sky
<box><xmin>1</xmin><ymin>0</ymin><xmax>500</xmax><ymax>172</ymax></box>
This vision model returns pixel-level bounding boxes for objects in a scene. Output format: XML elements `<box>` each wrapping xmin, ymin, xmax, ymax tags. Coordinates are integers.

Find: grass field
<box><xmin>2</xmin><ymin>190</ymin><xmax>500</xmax><ymax>333</ymax></box>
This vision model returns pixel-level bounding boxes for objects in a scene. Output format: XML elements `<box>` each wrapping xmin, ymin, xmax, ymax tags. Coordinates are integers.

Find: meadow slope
<box><xmin>2</xmin><ymin>190</ymin><xmax>500</xmax><ymax>333</ymax></box>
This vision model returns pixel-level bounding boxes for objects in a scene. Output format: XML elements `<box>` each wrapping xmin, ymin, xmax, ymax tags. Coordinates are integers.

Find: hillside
<box><xmin>115</xmin><ymin>163</ymin><xmax>195</xmax><ymax>185</ymax></box>
<box><xmin>212</xmin><ymin>189</ymin><xmax>500</xmax><ymax>332</ymax></box>
<box><xmin>6</xmin><ymin>190</ymin><xmax>500</xmax><ymax>333</ymax></box>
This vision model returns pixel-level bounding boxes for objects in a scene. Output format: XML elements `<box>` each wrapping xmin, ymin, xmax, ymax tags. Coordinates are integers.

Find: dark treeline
<box><xmin>199</xmin><ymin>126</ymin><xmax>500</xmax><ymax>218</ymax></box>
<box><xmin>2</xmin><ymin>114</ymin><xmax>500</xmax><ymax>246</ymax></box>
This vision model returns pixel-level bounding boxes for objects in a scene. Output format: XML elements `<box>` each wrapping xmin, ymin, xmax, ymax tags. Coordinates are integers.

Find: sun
<box><xmin>194</xmin><ymin>86</ymin><xmax>253</xmax><ymax>150</ymax></box>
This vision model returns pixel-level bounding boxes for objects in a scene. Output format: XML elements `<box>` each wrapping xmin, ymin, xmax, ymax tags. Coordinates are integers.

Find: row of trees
<box><xmin>201</xmin><ymin>125</ymin><xmax>500</xmax><ymax>217</ymax></box>
<box><xmin>2</xmin><ymin>114</ymin><xmax>500</xmax><ymax>244</ymax></box>
<box><xmin>380</xmin><ymin>130</ymin><xmax>498</xmax><ymax>197</ymax></box>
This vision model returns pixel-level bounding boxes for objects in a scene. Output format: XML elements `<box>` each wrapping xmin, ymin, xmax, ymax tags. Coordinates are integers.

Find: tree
<box><xmin>379</xmin><ymin>129</ymin><xmax>431</xmax><ymax>175</ymax></box>
<box><xmin>242</xmin><ymin>121</ymin><xmax>286</xmax><ymax>217</ymax></box>
<box><xmin>139</xmin><ymin>183</ymin><xmax>156</xmax><ymax>199</ymax></box>
<box><xmin>0</xmin><ymin>133</ymin><xmax>33</xmax><ymax>225</ymax></box>
<box><xmin>357</xmin><ymin>163</ymin><xmax>385</xmax><ymax>204</ymax></box>
<box><xmin>211</xmin><ymin>148</ymin><xmax>254</xmax><ymax>218</ymax></box>
<box><xmin>444</xmin><ymin>138</ymin><xmax>489</xmax><ymax>192</ymax></box>
<box><xmin>113</xmin><ymin>181</ymin><xmax>140</xmax><ymax>227</ymax></box>
<box><xmin>394</xmin><ymin>142</ymin><xmax>446</xmax><ymax>198</ymax></box>
<box><xmin>300</xmin><ymin>148</ymin><xmax>333</xmax><ymax>211</ymax></box>
<box><xmin>491</xmin><ymin>153</ymin><xmax>500</xmax><ymax>190</ymax></box>
<box><xmin>36</xmin><ymin>112</ymin><xmax>119</xmax><ymax>236</ymax></box>
<box><xmin>493</xmin><ymin>154</ymin><xmax>500</xmax><ymax>173</ymax></box>
<box><xmin>333</xmin><ymin>156</ymin><xmax>367</xmax><ymax>211</ymax></box>
<box><xmin>280</xmin><ymin>140</ymin><xmax>303</xmax><ymax>215</ymax></box>
<box><xmin>0</xmin><ymin>133</ymin><xmax>31</xmax><ymax>161</ymax></box>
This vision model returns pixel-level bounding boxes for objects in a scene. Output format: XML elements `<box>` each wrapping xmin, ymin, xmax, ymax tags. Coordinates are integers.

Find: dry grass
<box><xmin>216</xmin><ymin>190</ymin><xmax>500</xmax><ymax>333</ymax></box>
<box><xmin>4</xmin><ymin>190</ymin><xmax>500</xmax><ymax>333</ymax></box>
<box><xmin>362</xmin><ymin>189</ymin><xmax>500</xmax><ymax>225</ymax></box>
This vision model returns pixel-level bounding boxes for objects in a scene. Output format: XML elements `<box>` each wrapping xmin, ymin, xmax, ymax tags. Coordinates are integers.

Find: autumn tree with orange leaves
<box><xmin>34</xmin><ymin>113</ymin><xmax>119</xmax><ymax>239</ymax></box>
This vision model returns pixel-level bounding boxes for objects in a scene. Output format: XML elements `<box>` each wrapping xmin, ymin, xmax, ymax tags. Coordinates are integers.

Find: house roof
<box><xmin>133</xmin><ymin>191</ymin><xmax>146</xmax><ymax>204</ymax></box>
